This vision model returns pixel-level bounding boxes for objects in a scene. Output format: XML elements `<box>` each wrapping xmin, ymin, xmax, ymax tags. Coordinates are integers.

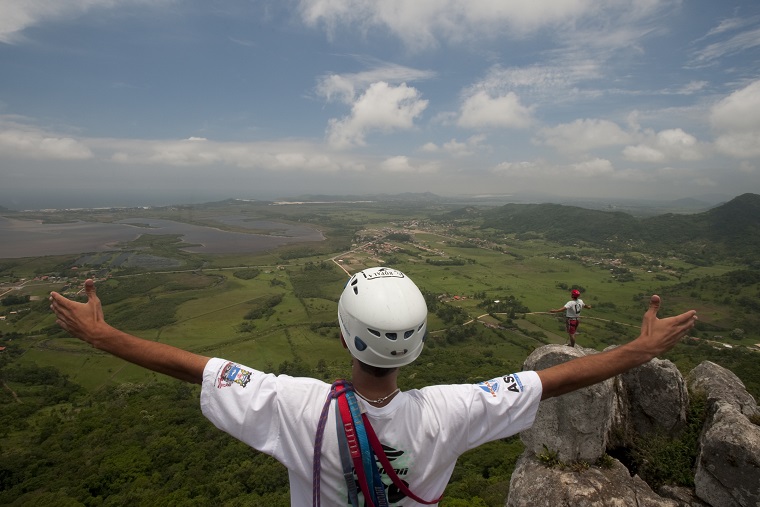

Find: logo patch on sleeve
<box><xmin>477</xmin><ymin>373</ymin><xmax>524</xmax><ymax>397</ymax></box>
<box><xmin>477</xmin><ymin>379</ymin><xmax>500</xmax><ymax>397</ymax></box>
<box><xmin>217</xmin><ymin>361</ymin><xmax>252</xmax><ymax>389</ymax></box>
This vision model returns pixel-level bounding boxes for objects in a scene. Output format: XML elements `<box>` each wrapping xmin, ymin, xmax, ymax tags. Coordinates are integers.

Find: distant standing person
<box><xmin>550</xmin><ymin>289</ymin><xmax>592</xmax><ymax>347</ymax></box>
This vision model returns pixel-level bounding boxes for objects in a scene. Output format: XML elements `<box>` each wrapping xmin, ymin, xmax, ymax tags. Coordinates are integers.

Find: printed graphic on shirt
<box><xmin>477</xmin><ymin>373</ymin><xmax>524</xmax><ymax>397</ymax></box>
<box><xmin>216</xmin><ymin>361</ymin><xmax>252</xmax><ymax>389</ymax></box>
<box><xmin>347</xmin><ymin>443</ymin><xmax>411</xmax><ymax>506</ymax></box>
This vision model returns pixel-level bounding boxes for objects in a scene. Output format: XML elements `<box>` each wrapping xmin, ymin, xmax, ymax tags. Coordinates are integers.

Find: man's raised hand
<box><xmin>50</xmin><ymin>279</ymin><xmax>108</xmax><ymax>346</ymax></box>
<box><xmin>635</xmin><ymin>295</ymin><xmax>697</xmax><ymax>357</ymax></box>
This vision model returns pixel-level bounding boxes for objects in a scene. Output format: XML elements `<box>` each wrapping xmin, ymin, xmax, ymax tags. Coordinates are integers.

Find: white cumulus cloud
<box><xmin>380</xmin><ymin>155</ymin><xmax>438</xmax><ymax>173</ymax></box>
<box><xmin>327</xmin><ymin>82</ymin><xmax>428</xmax><ymax>148</ymax></box>
<box><xmin>710</xmin><ymin>80</ymin><xmax>760</xmax><ymax>158</ymax></box>
<box><xmin>537</xmin><ymin>119</ymin><xmax>631</xmax><ymax>153</ymax></box>
<box><xmin>0</xmin><ymin>120</ymin><xmax>93</xmax><ymax>160</ymax></box>
<box><xmin>457</xmin><ymin>91</ymin><xmax>533</xmax><ymax>129</ymax></box>
<box><xmin>422</xmin><ymin>135</ymin><xmax>488</xmax><ymax>157</ymax></box>
<box><xmin>623</xmin><ymin>128</ymin><xmax>704</xmax><ymax>163</ymax></box>
<box><xmin>316</xmin><ymin>62</ymin><xmax>435</xmax><ymax>104</ymax></box>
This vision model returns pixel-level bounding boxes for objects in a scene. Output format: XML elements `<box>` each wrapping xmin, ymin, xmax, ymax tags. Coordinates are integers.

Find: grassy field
<box><xmin>2</xmin><ymin>201</ymin><xmax>758</xmax><ymax>393</ymax></box>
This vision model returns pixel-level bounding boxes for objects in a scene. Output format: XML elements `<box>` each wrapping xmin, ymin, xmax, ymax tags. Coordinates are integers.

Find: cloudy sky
<box><xmin>1</xmin><ymin>0</ymin><xmax>760</xmax><ymax>209</ymax></box>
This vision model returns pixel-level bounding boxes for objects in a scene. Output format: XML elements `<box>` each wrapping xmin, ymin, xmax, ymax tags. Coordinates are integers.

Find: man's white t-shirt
<box><xmin>201</xmin><ymin>357</ymin><xmax>542</xmax><ymax>506</ymax></box>
<box><xmin>564</xmin><ymin>298</ymin><xmax>585</xmax><ymax>319</ymax></box>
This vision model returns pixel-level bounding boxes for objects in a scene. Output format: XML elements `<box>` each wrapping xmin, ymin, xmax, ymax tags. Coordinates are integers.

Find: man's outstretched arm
<box><xmin>50</xmin><ymin>279</ymin><xmax>210</xmax><ymax>384</ymax></box>
<box><xmin>537</xmin><ymin>295</ymin><xmax>697</xmax><ymax>400</ymax></box>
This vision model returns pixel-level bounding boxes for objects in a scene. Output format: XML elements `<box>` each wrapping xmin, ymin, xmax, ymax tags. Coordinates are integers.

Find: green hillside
<box><xmin>642</xmin><ymin>192</ymin><xmax>760</xmax><ymax>263</ymax></box>
<box><xmin>480</xmin><ymin>202</ymin><xmax>644</xmax><ymax>245</ymax></box>
<box><xmin>479</xmin><ymin>193</ymin><xmax>760</xmax><ymax>264</ymax></box>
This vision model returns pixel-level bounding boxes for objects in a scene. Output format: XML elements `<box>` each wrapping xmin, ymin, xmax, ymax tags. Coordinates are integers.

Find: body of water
<box><xmin>0</xmin><ymin>216</ymin><xmax>324</xmax><ymax>258</ymax></box>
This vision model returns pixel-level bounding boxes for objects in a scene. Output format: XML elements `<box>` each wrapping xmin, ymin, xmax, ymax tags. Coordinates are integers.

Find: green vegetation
<box><xmin>2</xmin><ymin>294</ymin><xmax>30</xmax><ymax>306</ymax></box>
<box><xmin>233</xmin><ymin>268</ymin><xmax>261</xmax><ymax>280</ymax></box>
<box><xmin>0</xmin><ymin>382</ymin><xmax>290</xmax><ymax>506</ymax></box>
<box><xmin>1</xmin><ymin>195</ymin><xmax>759</xmax><ymax>505</ymax></box>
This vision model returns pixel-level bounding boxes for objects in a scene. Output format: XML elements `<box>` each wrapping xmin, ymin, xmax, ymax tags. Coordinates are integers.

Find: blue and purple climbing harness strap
<box><xmin>313</xmin><ymin>379</ymin><xmax>442</xmax><ymax>507</ymax></box>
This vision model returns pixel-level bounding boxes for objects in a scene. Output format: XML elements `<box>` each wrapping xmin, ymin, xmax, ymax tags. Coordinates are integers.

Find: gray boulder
<box><xmin>618</xmin><ymin>356</ymin><xmax>689</xmax><ymax>437</ymax></box>
<box><xmin>694</xmin><ymin>401</ymin><xmax>760</xmax><ymax>507</ymax></box>
<box><xmin>507</xmin><ymin>453</ymin><xmax>679</xmax><ymax>507</ymax></box>
<box><xmin>686</xmin><ymin>361</ymin><xmax>759</xmax><ymax>418</ymax></box>
<box><xmin>521</xmin><ymin>345</ymin><xmax>614</xmax><ymax>462</ymax></box>
<box><xmin>512</xmin><ymin>349</ymin><xmax>760</xmax><ymax>507</ymax></box>
<box><xmin>657</xmin><ymin>485</ymin><xmax>711</xmax><ymax>506</ymax></box>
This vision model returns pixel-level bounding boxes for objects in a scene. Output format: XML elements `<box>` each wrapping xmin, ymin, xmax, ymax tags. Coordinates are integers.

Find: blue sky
<box><xmin>1</xmin><ymin>0</ymin><xmax>760</xmax><ymax>209</ymax></box>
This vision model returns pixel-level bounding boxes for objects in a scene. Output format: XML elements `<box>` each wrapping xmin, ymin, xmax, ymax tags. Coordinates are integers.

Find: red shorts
<box><xmin>565</xmin><ymin>318</ymin><xmax>579</xmax><ymax>334</ymax></box>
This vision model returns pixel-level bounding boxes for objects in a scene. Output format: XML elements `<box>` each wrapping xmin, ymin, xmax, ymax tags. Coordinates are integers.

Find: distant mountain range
<box><xmin>0</xmin><ymin>192</ymin><xmax>735</xmax><ymax>215</ymax></box>
<box><xmin>283</xmin><ymin>192</ymin><xmax>732</xmax><ymax>214</ymax></box>
<box><xmin>476</xmin><ymin>193</ymin><xmax>760</xmax><ymax>264</ymax></box>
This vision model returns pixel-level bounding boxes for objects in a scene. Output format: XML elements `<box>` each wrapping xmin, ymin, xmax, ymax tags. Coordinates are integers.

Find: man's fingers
<box><xmin>680</xmin><ymin>310</ymin><xmax>698</xmax><ymax>329</ymax></box>
<box><xmin>641</xmin><ymin>295</ymin><xmax>661</xmax><ymax>333</ymax></box>
<box><xmin>84</xmin><ymin>279</ymin><xmax>97</xmax><ymax>301</ymax></box>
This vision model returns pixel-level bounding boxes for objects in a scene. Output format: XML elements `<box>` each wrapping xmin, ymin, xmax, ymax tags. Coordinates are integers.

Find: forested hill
<box><xmin>480</xmin><ymin>203</ymin><xmax>642</xmax><ymax>243</ymax></box>
<box><xmin>479</xmin><ymin>193</ymin><xmax>760</xmax><ymax>264</ymax></box>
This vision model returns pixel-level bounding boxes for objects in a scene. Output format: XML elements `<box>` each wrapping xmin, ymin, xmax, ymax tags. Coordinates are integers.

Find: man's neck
<box><xmin>350</xmin><ymin>360</ymin><xmax>400</xmax><ymax>406</ymax></box>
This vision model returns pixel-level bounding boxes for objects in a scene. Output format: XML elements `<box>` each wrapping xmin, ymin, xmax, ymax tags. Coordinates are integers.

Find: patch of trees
<box><xmin>477</xmin><ymin>295</ymin><xmax>530</xmax><ymax>317</ymax></box>
<box><xmin>434</xmin><ymin>304</ymin><xmax>470</xmax><ymax>325</ymax></box>
<box><xmin>0</xmin><ymin>381</ymin><xmax>291</xmax><ymax>506</ymax></box>
<box><xmin>426</xmin><ymin>258</ymin><xmax>475</xmax><ymax>266</ymax></box>
<box><xmin>232</xmin><ymin>268</ymin><xmax>261</xmax><ymax>280</ymax></box>
<box><xmin>386</xmin><ymin>232</ymin><xmax>413</xmax><ymax>242</ymax></box>
<box><xmin>1</xmin><ymin>294</ymin><xmax>30</xmax><ymax>306</ymax></box>
<box><xmin>310</xmin><ymin>321</ymin><xmax>339</xmax><ymax>337</ymax></box>
<box><xmin>724</xmin><ymin>269</ymin><xmax>760</xmax><ymax>286</ymax></box>
<box><xmin>279</xmin><ymin>247</ymin><xmax>319</xmax><ymax>260</ymax></box>
<box><xmin>96</xmin><ymin>275</ymin><xmax>170</xmax><ymax>305</ymax></box>
<box><xmin>108</xmin><ymin>294</ymin><xmax>195</xmax><ymax>330</ymax></box>
<box><xmin>243</xmin><ymin>294</ymin><xmax>284</xmax><ymax>321</ymax></box>
<box><xmin>289</xmin><ymin>263</ymin><xmax>345</xmax><ymax>300</ymax></box>
<box><xmin>0</xmin><ymin>362</ymin><xmax>83</xmax><ymax>432</ymax></box>
<box><xmin>555</xmin><ymin>283</ymin><xmax>586</xmax><ymax>293</ymax></box>
<box><xmin>443</xmin><ymin>323</ymin><xmax>478</xmax><ymax>344</ymax></box>
<box><xmin>737</xmin><ymin>296</ymin><xmax>760</xmax><ymax>312</ymax></box>
<box><xmin>420</xmin><ymin>290</ymin><xmax>440</xmax><ymax>313</ymax></box>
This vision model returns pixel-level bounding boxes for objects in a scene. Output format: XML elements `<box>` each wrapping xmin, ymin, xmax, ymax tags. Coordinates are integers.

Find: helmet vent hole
<box><xmin>354</xmin><ymin>337</ymin><xmax>367</xmax><ymax>351</ymax></box>
<box><xmin>403</xmin><ymin>330</ymin><xmax>413</xmax><ymax>339</ymax></box>
<box><xmin>417</xmin><ymin>323</ymin><xmax>424</xmax><ymax>331</ymax></box>
<box><xmin>385</xmin><ymin>332</ymin><xmax>397</xmax><ymax>341</ymax></box>
<box><xmin>368</xmin><ymin>328</ymin><xmax>381</xmax><ymax>337</ymax></box>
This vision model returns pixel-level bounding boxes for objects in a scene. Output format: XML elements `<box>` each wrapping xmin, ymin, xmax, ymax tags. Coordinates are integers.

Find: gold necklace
<box><xmin>353</xmin><ymin>387</ymin><xmax>400</xmax><ymax>404</ymax></box>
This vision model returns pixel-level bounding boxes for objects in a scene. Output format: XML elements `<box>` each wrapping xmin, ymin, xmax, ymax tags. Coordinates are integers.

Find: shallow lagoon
<box><xmin>0</xmin><ymin>215</ymin><xmax>324</xmax><ymax>258</ymax></box>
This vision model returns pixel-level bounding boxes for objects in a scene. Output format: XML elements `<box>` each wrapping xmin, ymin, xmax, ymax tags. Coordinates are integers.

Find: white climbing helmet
<box><xmin>338</xmin><ymin>267</ymin><xmax>428</xmax><ymax>368</ymax></box>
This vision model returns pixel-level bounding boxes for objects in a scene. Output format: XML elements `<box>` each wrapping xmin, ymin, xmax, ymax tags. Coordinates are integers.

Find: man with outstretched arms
<box><xmin>550</xmin><ymin>288</ymin><xmax>592</xmax><ymax>347</ymax></box>
<box><xmin>49</xmin><ymin>267</ymin><xmax>696</xmax><ymax>506</ymax></box>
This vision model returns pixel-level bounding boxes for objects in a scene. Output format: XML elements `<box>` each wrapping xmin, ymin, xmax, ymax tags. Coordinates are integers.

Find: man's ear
<box><xmin>340</xmin><ymin>333</ymin><xmax>348</xmax><ymax>349</ymax></box>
